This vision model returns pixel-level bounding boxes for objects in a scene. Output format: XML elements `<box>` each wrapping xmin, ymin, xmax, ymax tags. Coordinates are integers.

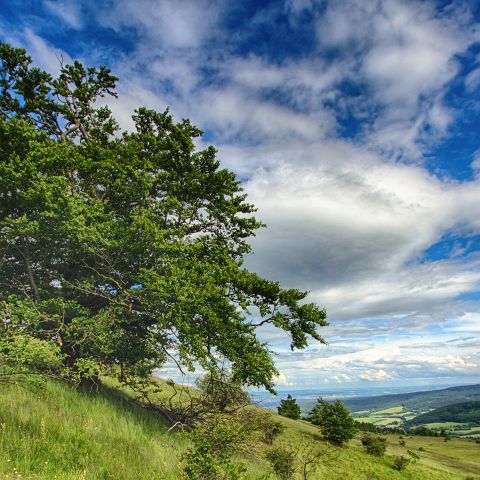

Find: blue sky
<box><xmin>2</xmin><ymin>0</ymin><xmax>479</xmax><ymax>391</ymax></box>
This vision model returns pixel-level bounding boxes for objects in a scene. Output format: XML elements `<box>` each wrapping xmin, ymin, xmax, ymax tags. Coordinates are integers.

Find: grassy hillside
<box><xmin>342</xmin><ymin>384</ymin><xmax>480</xmax><ymax>413</ymax></box>
<box><xmin>1</xmin><ymin>380</ymin><xmax>480</xmax><ymax>479</ymax></box>
<box><xmin>0</xmin><ymin>380</ymin><xmax>189</xmax><ymax>480</ymax></box>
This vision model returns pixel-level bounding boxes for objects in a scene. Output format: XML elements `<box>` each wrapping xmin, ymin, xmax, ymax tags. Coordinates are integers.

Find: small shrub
<box><xmin>392</xmin><ymin>455</ymin><xmax>410</xmax><ymax>471</ymax></box>
<box><xmin>262</xmin><ymin>419</ymin><xmax>285</xmax><ymax>445</ymax></box>
<box><xmin>407</xmin><ymin>450</ymin><xmax>420</xmax><ymax>463</ymax></box>
<box><xmin>183</xmin><ymin>442</ymin><xmax>246</xmax><ymax>480</ymax></box>
<box><xmin>266</xmin><ymin>447</ymin><xmax>296</xmax><ymax>480</ymax></box>
<box><xmin>361</xmin><ymin>434</ymin><xmax>387</xmax><ymax>457</ymax></box>
<box><xmin>399</xmin><ymin>439</ymin><xmax>406</xmax><ymax>446</ymax></box>
<box><xmin>183</xmin><ymin>409</ymin><xmax>271</xmax><ymax>480</ymax></box>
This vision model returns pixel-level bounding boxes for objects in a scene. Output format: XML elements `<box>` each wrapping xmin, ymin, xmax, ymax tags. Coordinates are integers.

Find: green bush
<box><xmin>361</xmin><ymin>434</ymin><xmax>387</xmax><ymax>457</ymax></box>
<box><xmin>183</xmin><ymin>408</ymin><xmax>282</xmax><ymax>479</ymax></box>
<box><xmin>183</xmin><ymin>442</ymin><xmax>246</xmax><ymax>480</ymax></box>
<box><xmin>262</xmin><ymin>418</ymin><xmax>285</xmax><ymax>445</ymax></box>
<box><xmin>392</xmin><ymin>455</ymin><xmax>410</xmax><ymax>471</ymax></box>
<box><xmin>266</xmin><ymin>448</ymin><xmax>296</xmax><ymax>480</ymax></box>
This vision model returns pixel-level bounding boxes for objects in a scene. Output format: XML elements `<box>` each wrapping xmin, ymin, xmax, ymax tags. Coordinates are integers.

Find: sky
<box><xmin>1</xmin><ymin>0</ymin><xmax>479</xmax><ymax>392</ymax></box>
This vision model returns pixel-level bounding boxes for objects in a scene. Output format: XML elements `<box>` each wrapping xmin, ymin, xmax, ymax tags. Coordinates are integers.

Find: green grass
<box><xmin>1</xmin><ymin>380</ymin><xmax>480</xmax><ymax>479</ymax></box>
<box><xmin>423</xmin><ymin>422</ymin><xmax>466</xmax><ymax>429</ymax></box>
<box><xmin>0</xmin><ymin>380</ymin><xmax>188</xmax><ymax>480</ymax></box>
<box><xmin>375</xmin><ymin>406</ymin><xmax>405</xmax><ymax>415</ymax></box>
<box><xmin>354</xmin><ymin>414</ymin><xmax>403</xmax><ymax>425</ymax></box>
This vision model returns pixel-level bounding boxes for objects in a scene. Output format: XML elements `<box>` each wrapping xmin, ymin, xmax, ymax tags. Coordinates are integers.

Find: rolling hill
<box><xmin>407</xmin><ymin>401</ymin><xmax>480</xmax><ymax>427</ymax></box>
<box><xmin>341</xmin><ymin>384</ymin><xmax>480</xmax><ymax>413</ymax></box>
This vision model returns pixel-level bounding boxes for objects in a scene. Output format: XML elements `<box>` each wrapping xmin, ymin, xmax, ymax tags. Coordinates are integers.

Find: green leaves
<box><xmin>277</xmin><ymin>394</ymin><xmax>301</xmax><ymax>420</ymax></box>
<box><xmin>0</xmin><ymin>42</ymin><xmax>328</xmax><ymax>393</ymax></box>
<box><xmin>307</xmin><ymin>399</ymin><xmax>357</xmax><ymax>446</ymax></box>
<box><xmin>0</xmin><ymin>42</ymin><xmax>118</xmax><ymax>142</ymax></box>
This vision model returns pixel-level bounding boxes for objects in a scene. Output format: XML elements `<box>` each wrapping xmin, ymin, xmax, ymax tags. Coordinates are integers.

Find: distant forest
<box><xmin>342</xmin><ymin>384</ymin><xmax>480</xmax><ymax>412</ymax></box>
<box><xmin>407</xmin><ymin>401</ymin><xmax>480</xmax><ymax>426</ymax></box>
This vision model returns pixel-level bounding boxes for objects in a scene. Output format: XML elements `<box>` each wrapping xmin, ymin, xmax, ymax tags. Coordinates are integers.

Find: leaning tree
<box><xmin>0</xmin><ymin>42</ymin><xmax>328</xmax><ymax>392</ymax></box>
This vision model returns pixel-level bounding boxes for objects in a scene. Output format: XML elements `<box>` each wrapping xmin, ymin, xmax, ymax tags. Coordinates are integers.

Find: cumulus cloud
<box><xmin>314</xmin><ymin>0</ymin><xmax>477</xmax><ymax>157</ymax></box>
<box><xmin>2</xmin><ymin>0</ymin><xmax>480</xmax><ymax>389</ymax></box>
<box><xmin>243</xmin><ymin>140</ymin><xmax>480</xmax><ymax>319</ymax></box>
<box><xmin>360</xmin><ymin>369</ymin><xmax>393</xmax><ymax>382</ymax></box>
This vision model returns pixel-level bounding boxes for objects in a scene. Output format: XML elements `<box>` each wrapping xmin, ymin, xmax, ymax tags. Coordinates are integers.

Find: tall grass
<box><xmin>0</xmin><ymin>380</ymin><xmax>188</xmax><ymax>479</ymax></box>
<box><xmin>1</xmin><ymin>379</ymin><xmax>479</xmax><ymax>479</ymax></box>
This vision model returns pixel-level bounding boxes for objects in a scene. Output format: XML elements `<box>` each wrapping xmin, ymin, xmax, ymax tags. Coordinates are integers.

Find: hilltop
<box><xmin>325</xmin><ymin>385</ymin><xmax>480</xmax><ymax>436</ymax></box>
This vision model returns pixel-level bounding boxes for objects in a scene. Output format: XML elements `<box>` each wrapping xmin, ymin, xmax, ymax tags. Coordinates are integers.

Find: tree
<box><xmin>307</xmin><ymin>398</ymin><xmax>357</xmax><ymax>446</ymax></box>
<box><xmin>277</xmin><ymin>394</ymin><xmax>301</xmax><ymax>419</ymax></box>
<box><xmin>0</xmin><ymin>331</ymin><xmax>64</xmax><ymax>386</ymax></box>
<box><xmin>0</xmin><ymin>41</ymin><xmax>328</xmax><ymax>393</ymax></box>
<box><xmin>196</xmin><ymin>370</ymin><xmax>251</xmax><ymax>413</ymax></box>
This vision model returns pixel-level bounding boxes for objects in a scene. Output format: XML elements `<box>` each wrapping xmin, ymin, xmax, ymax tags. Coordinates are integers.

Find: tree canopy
<box><xmin>277</xmin><ymin>394</ymin><xmax>301</xmax><ymax>419</ymax></box>
<box><xmin>0</xmin><ymin>42</ymin><xmax>328</xmax><ymax>392</ymax></box>
<box><xmin>307</xmin><ymin>398</ymin><xmax>357</xmax><ymax>446</ymax></box>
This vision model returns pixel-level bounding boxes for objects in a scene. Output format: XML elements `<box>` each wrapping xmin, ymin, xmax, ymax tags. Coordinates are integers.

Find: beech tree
<box><xmin>0</xmin><ymin>42</ymin><xmax>328</xmax><ymax>392</ymax></box>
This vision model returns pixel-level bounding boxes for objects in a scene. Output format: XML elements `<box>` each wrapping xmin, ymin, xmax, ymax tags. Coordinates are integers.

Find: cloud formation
<box><xmin>1</xmin><ymin>0</ymin><xmax>479</xmax><ymax>389</ymax></box>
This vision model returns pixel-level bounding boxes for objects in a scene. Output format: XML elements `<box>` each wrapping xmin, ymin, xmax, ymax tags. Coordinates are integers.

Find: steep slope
<box><xmin>1</xmin><ymin>379</ymin><xmax>479</xmax><ymax>479</ymax></box>
<box><xmin>0</xmin><ymin>380</ymin><xmax>187</xmax><ymax>480</ymax></box>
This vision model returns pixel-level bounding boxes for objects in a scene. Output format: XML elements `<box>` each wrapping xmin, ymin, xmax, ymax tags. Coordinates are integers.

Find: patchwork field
<box><xmin>353</xmin><ymin>405</ymin><xmax>480</xmax><ymax>437</ymax></box>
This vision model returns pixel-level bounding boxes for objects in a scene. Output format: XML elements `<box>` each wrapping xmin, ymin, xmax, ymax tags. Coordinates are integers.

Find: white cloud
<box><xmin>3</xmin><ymin>0</ymin><xmax>480</xmax><ymax>389</ymax></box>
<box><xmin>44</xmin><ymin>0</ymin><xmax>84</xmax><ymax>29</ymax></box>
<box><xmin>315</xmin><ymin>0</ymin><xmax>475</xmax><ymax>157</ymax></box>
<box><xmin>274</xmin><ymin>372</ymin><xmax>292</xmax><ymax>386</ymax></box>
<box><xmin>242</xmin><ymin>139</ymin><xmax>480</xmax><ymax>323</ymax></box>
<box><xmin>465</xmin><ymin>67</ymin><xmax>480</xmax><ymax>91</ymax></box>
<box><xmin>360</xmin><ymin>369</ymin><xmax>393</xmax><ymax>381</ymax></box>
<box><xmin>445</xmin><ymin>312</ymin><xmax>480</xmax><ymax>333</ymax></box>
<box><xmin>100</xmin><ymin>0</ymin><xmax>223</xmax><ymax>49</ymax></box>
<box><xmin>4</xmin><ymin>28</ymin><xmax>72</xmax><ymax>75</ymax></box>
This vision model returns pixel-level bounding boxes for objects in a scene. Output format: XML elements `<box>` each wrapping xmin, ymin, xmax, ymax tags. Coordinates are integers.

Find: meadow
<box><xmin>1</xmin><ymin>380</ymin><xmax>479</xmax><ymax>480</ymax></box>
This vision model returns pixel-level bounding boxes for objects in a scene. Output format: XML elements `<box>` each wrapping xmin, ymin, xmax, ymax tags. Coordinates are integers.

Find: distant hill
<box><xmin>407</xmin><ymin>401</ymin><xmax>480</xmax><ymax>426</ymax></box>
<box><xmin>341</xmin><ymin>384</ymin><xmax>480</xmax><ymax>413</ymax></box>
